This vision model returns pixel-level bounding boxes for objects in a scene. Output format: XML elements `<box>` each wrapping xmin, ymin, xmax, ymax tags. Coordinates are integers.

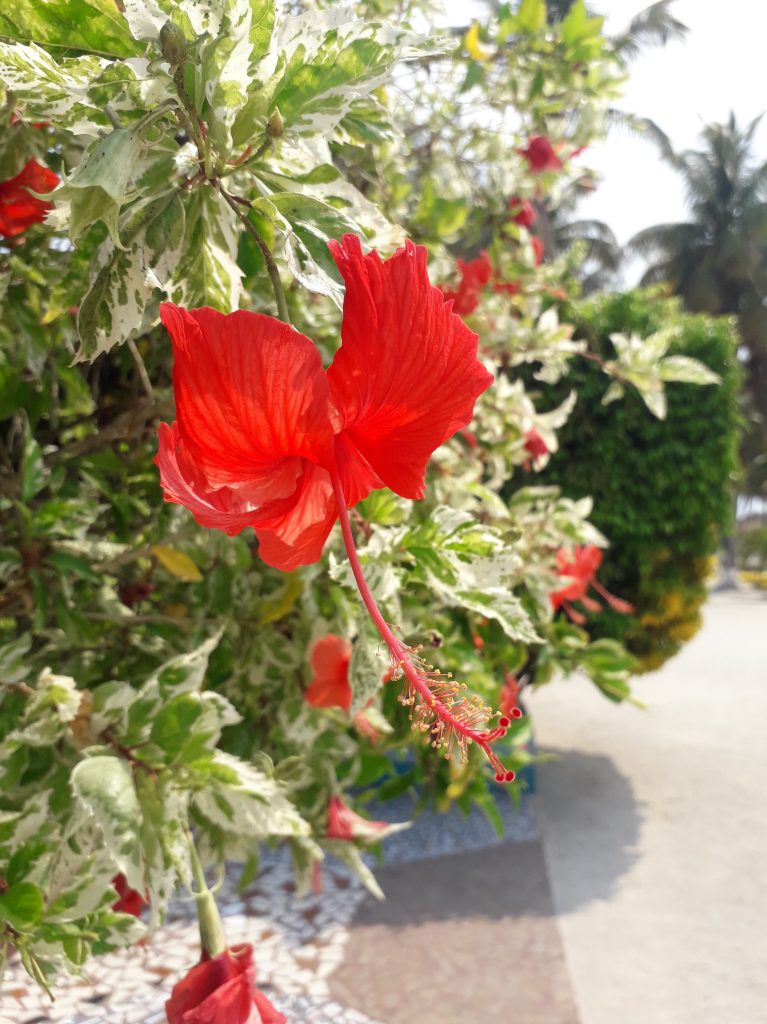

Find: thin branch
<box><xmin>127</xmin><ymin>339</ymin><xmax>154</xmax><ymax>398</ymax></box>
<box><xmin>216</xmin><ymin>182</ymin><xmax>291</xmax><ymax>324</ymax></box>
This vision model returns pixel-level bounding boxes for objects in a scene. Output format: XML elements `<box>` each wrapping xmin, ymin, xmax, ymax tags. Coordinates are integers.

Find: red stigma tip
<box><xmin>498</xmin><ymin>715</ymin><xmax>511</xmax><ymax>728</ymax></box>
<box><xmin>504</xmin><ymin>770</ymin><xmax>516</xmax><ymax>782</ymax></box>
<box><xmin>494</xmin><ymin>772</ymin><xmax>505</xmax><ymax>783</ymax></box>
<box><xmin>511</xmin><ymin>708</ymin><xmax>523</xmax><ymax>719</ymax></box>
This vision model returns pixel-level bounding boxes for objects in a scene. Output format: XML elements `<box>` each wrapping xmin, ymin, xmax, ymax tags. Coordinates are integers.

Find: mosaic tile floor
<box><xmin>0</xmin><ymin>794</ymin><xmax>538</xmax><ymax>1024</ymax></box>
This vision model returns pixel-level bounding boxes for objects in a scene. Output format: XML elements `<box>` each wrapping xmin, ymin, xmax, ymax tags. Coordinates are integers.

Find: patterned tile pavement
<box><xmin>0</xmin><ymin>793</ymin><xmax>561</xmax><ymax>1024</ymax></box>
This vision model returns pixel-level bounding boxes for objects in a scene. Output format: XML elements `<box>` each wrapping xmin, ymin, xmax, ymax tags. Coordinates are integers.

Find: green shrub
<box><xmin>737</xmin><ymin>524</ymin><xmax>767</xmax><ymax>569</ymax></box>
<box><xmin>529</xmin><ymin>290</ymin><xmax>742</xmax><ymax>671</ymax></box>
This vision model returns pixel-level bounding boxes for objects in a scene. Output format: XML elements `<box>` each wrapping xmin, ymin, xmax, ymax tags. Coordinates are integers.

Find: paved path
<box><xmin>4</xmin><ymin>589</ymin><xmax>764</xmax><ymax>1024</ymax></box>
<box><xmin>532</xmin><ymin>589</ymin><xmax>767</xmax><ymax>1024</ymax></box>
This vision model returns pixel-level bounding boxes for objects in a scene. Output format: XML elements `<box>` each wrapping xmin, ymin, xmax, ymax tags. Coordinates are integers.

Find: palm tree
<box><xmin>629</xmin><ymin>114</ymin><xmax>767</xmax><ymax>494</ymax></box>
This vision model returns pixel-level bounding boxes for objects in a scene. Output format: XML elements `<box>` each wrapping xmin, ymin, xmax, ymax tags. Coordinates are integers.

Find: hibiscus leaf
<box><xmin>76</xmin><ymin>192</ymin><xmax>185</xmax><ymax>360</ymax></box>
<box><xmin>175</xmin><ymin>188</ymin><xmax>242</xmax><ymax>312</ymax></box>
<box><xmin>348</xmin><ymin>627</ymin><xmax>388</xmax><ymax>717</ymax></box>
<box><xmin>70</xmin><ymin>756</ymin><xmax>143</xmax><ymax>891</ymax></box>
<box><xmin>0</xmin><ymin>0</ymin><xmax>142</xmax><ymax>59</ymax></box>
<box><xmin>0</xmin><ymin>41</ymin><xmax>107</xmax><ymax>132</ymax></box>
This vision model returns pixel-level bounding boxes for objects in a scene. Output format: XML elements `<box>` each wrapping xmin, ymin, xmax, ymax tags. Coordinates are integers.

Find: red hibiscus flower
<box><xmin>518</xmin><ymin>135</ymin><xmax>563</xmax><ymax>173</ymax></box>
<box><xmin>156</xmin><ymin>235</ymin><xmax>517</xmax><ymax>782</ymax></box>
<box><xmin>166</xmin><ymin>943</ymin><xmax>285</xmax><ymax>1024</ymax></box>
<box><xmin>112</xmin><ymin>873</ymin><xmax>147</xmax><ymax>918</ymax></box>
<box><xmin>550</xmin><ymin>545</ymin><xmax>634</xmax><ymax>623</ymax></box>
<box><xmin>156</xmin><ymin>235</ymin><xmax>492</xmax><ymax>573</ymax></box>
<box><xmin>523</xmin><ymin>428</ymin><xmax>549</xmax><ymax>465</ymax></box>
<box><xmin>325</xmin><ymin>795</ymin><xmax>389</xmax><ymax>843</ymax></box>
<box><xmin>304</xmin><ymin>634</ymin><xmax>352</xmax><ymax>711</ymax></box>
<box><xmin>0</xmin><ymin>159</ymin><xmax>59</xmax><ymax>238</ymax></box>
<box><xmin>439</xmin><ymin>251</ymin><xmax>493</xmax><ymax>314</ymax></box>
<box><xmin>508</xmin><ymin>197</ymin><xmax>536</xmax><ymax>228</ymax></box>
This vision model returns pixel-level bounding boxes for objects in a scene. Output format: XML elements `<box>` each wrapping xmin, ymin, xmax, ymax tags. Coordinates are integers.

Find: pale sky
<box><xmin>440</xmin><ymin>0</ymin><xmax>767</xmax><ymax>284</ymax></box>
<box><xmin>582</xmin><ymin>0</ymin><xmax>767</xmax><ymax>278</ymax></box>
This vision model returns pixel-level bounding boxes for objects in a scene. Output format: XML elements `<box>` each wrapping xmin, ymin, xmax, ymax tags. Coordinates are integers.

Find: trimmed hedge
<box><xmin>530</xmin><ymin>290</ymin><xmax>742</xmax><ymax>670</ymax></box>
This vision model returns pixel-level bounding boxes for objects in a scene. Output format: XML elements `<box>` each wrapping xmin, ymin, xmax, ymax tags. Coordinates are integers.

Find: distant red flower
<box><xmin>523</xmin><ymin>428</ymin><xmax>549</xmax><ymax>463</ymax></box>
<box><xmin>550</xmin><ymin>545</ymin><xmax>634</xmax><ymax>623</ymax></box>
<box><xmin>492</xmin><ymin>278</ymin><xmax>519</xmax><ymax>296</ymax></box>
<box><xmin>518</xmin><ymin>136</ymin><xmax>563</xmax><ymax>173</ymax></box>
<box><xmin>325</xmin><ymin>795</ymin><xmax>389</xmax><ymax>842</ymax></box>
<box><xmin>439</xmin><ymin>251</ymin><xmax>493</xmax><ymax>314</ymax></box>
<box><xmin>0</xmin><ymin>159</ymin><xmax>59</xmax><ymax>238</ymax></box>
<box><xmin>304</xmin><ymin>634</ymin><xmax>352</xmax><ymax>711</ymax></box>
<box><xmin>166</xmin><ymin>943</ymin><xmax>285</xmax><ymax>1024</ymax></box>
<box><xmin>112</xmin><ymin>874</ymin><xmax>147</xmax><ymax>918</ymax></box>
<box><xmin>500</xmin><ymin>673</ymin><xmax>524</xmax><ymax>720</ymax></box>
<box><xmin>155</xmin><ymin>235</ymin><xmax>493</xmax><ymax>573</ymax></box>
<box><xmin>508</xmin><ymin>197</ymin><xmax>536</xmax><ymax>228</ymax></box>
<box><xmin>531</xmin><ymin>236</ymin><xmax>544</xmax><ymax>265</ymax></box>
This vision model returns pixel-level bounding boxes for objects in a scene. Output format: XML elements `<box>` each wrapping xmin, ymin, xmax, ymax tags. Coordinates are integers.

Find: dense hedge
<box><xmin>529</xmin><ymin>290</ymin><xmax>742</xmax><ymax>670</ymax></box>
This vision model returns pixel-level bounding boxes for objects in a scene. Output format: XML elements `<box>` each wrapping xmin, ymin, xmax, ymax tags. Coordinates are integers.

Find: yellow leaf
<box><xmin>257</xmin><ymin>573</ymin><xmax>303</xmax><ymax>626</ymax></box>
<box><xmin>152</xmin><ymin>545</ymin><xmax>203</xmax><ymax>582</ymax></box>
<box><xmin>465</xmin><ymin>21</ymin><xmax>492</xmax><ymax>61</ymax></box>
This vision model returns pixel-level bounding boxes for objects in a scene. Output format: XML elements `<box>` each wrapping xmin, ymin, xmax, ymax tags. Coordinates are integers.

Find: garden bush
<box><xmin>531</xmin><ymin>290</ymin><xmax>742</xmax><ymax>670</ymax></box>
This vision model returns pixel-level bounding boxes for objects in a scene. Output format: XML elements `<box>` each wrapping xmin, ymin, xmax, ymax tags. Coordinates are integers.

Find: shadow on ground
<box><xmin>535</xmin><ymin>746</ymin><xmax>643</xmax><ymax>914</ymax></box>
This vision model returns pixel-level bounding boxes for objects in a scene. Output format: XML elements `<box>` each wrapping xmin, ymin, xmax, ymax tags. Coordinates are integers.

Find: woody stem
<box><xmin>328</xmin><ymin>464</ymin><xmax>498</xmax><ymax>755</ymax></box>
<box><xmin>215</xmin><ymin>183</ymin><xmax>290</xmax><ymax>324</ymax></box>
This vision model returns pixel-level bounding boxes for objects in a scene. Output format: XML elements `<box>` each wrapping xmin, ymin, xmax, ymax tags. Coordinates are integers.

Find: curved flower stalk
<box><xmin>155</xmin><ymin>234</ymin><xmax>517</xmax><ymax>779</ymax></box>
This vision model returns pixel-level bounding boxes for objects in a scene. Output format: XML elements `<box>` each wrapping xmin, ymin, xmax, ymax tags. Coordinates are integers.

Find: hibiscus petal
<box><xmin>155</xmin><ymin>423</ymin><xmax>300</xmax><ymax>535</ymax></box>
<box><xmin>255</xmin><ymin>462</ymin><xmax>338</xmax><ymax>571</ymax></box>
<box><xmin>326</xmin><ymin>235</ymin><xmax>494</xmax><ymax>500</ymax></box>
<box><xmin>0</xmin><ymin>159</ymin><xmax>59</xmax><ymax>237</ymax></box>
<box><xmin>161</xmin><ymin>305</ymin><xmax>334</xmax><ymax>495</ymax></box>
<box><xmin>305</xmin><ymin>635</ymin><xmax>352</xmax><ymax>710</ymax></box>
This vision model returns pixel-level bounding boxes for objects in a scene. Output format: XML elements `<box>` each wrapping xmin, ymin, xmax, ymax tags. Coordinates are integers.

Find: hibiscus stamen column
<box><xmin>329</xmin><ymin>464</ymin><xmax>515</xmax><ymax>782</ymax></box>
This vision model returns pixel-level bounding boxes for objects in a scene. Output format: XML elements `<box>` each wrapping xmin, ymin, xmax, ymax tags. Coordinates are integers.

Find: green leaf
<box><xmin>54</xmin><ymin>128</ymin><xmax>146</xmax><ymax>248</ymax></box>
<box><xmin>515</xmin><ymin>0</ymin><xmax>546</xmax><ymax>34</ymax></box>
<box><xmin>659</xmin><ymin>355</ymin><xmax>720</xmax><ymax>386</ymax></box>
<box><xmin>560</xmin><ymin>0</ymin><xmax>604</xmax><ymax>60</ymax></box>
<box><xmin>0</xmin><ymin>882</ymin><xmax>44</xmax><ymax>932</ymax></box>
<box><xmin>249</xmin><ymin>0</ymin><xmax>274</xmax><ymax>60</ymax></box>
<box><xmin>0</xmin><ymin>41</ymin><xmax>107</xmax><ymax>132</ymax></box>
<box><xmin>70</xmin><ymin>756</ymin><xmax>143</xmax><ymax>890</ymax></box>
<box><xmin>0</xmin><ymin>0</ymin><xmax>142</xmax><ymax>58</ymax></box>
<box><xmin>174</xmin><ymin>188</ymin><xmax>242</xmax><ymax>311</ymax></box>
<box><xmin>348</xmin><ymin>629</ymin><xmax>387</xmax><ymax>716</ymax></box>
<box><xmin>192</xmin><ymin>751</ymin><xmax>311</xmax><ymax>841</ymax></box>
<box><xmin>77</xmin><ymin>191</ymin><xmax>185</xmax><ymax>360</ymax></box>
<box><xmin>21</xmin><ymin>428</ymin><xmax>47</xmax><ymax>502</ymax></box>
<box><xmin>150</xmin><ymin>692</ymin><xmax>240</xmax><ymax>763</ymax></box>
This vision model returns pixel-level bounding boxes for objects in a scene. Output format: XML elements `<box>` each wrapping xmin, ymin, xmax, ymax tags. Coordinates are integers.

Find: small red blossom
<box><xmin>439</xmin><ymin>252</ymin><xmax>493</xmax><ymax>314</ymax></box>
<box><xmin>112</xmin><ymin>874</ymin><xmax>148</xmax><ymax>918</ymax></box>
<box><xmin>0</xmin><ymin>159</ymin><xmax>59</xmax><ymax>238</ymax></box>
<box><xmin>531</xmin><ymin>236</ymin><xmax>544</xmax><ymax>266</ymax></box>
<box><xmin>500</xmin><ymin>673</ymin><xmax>524</xmax><ymax>720</ymax></box>
<box><xmin>517</xmin><ymin>136</ymin><xmax>563</xmax><ymax>173</ymax></box>
<box><xmin>325</xmin><ymin>795</ymin><xmax>389</xmax><ymax>843</ymax></box>
<box><xmin>492</xmin><ymin>279</ymin><xmax>520</xmax><ymax>296</ymax></box>
<box><xmin>523</xmin><ymin>428</ymin><xmax>549</xmax><ymax>464</ymax></box>
<box><xmin>550</xmin><ymin>545</ymin><xmax>634</xmax><ymax>622</ymax></box>
<box><xmin>304</xmin><ymin>634</ymin><xmax>352</xmax><ymax>711</ymax></box>
<box><xmin>166</xmin><ymin>944</ymin><xmax>285</xmax><ymax>1024</ymax></box>
<box><xmin>508</xmin><ymin>197</ymin><xmax>536</xmax><ymax>228</ymax></box>
<box><xmin>155</xmin><ymin>235</ymin><xmax>493</xmax><ymax>573</ymax></box>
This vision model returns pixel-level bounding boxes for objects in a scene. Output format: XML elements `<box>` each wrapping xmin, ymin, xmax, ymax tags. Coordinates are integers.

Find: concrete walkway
<box><xmin>531</xmin><ymin>589</ymin><xmax>767</xmax><ymax>1024</ymax></box>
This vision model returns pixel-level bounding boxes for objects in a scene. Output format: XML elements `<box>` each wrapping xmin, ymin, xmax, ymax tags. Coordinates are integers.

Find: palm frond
<box><xmin>614</xmin><ymin>1</ymin><xmax>689</xmax><ymax>59</ymax></box>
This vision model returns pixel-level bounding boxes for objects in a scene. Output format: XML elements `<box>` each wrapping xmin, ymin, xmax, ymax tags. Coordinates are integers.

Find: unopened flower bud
<box><xmin>160</xmin><ymin>20</ymin><xmax>187</xmax><ymax>66</ymax></box>
<box><xmin>266</xmin><ymin>108</ymin><xmax>284</xmax><ymax>139</ymax></box>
